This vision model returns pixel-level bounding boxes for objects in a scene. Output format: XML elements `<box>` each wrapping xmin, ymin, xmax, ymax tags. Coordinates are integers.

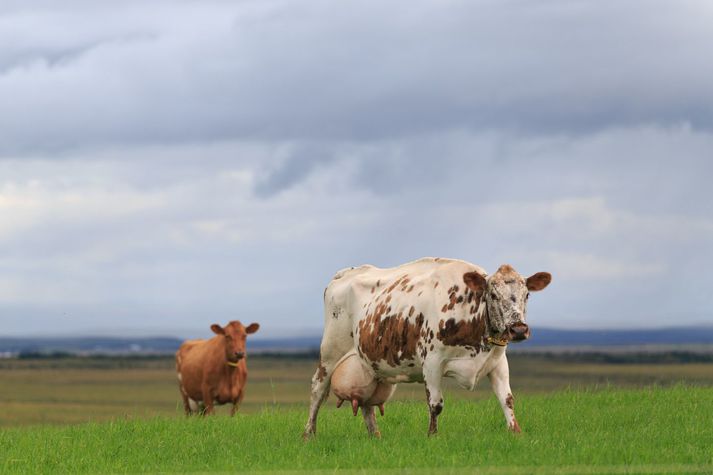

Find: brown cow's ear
<box><xmin>245</xmin><ymin>323</ymin><xmax>260</xmax><ymax>334</ymax></box>
<box><xmin>463</xmin><ymin>272</ymin><xmax>487</xmax><ymax>293</ymax></box>
<box><xmin>210</xmin><ymin>324</ymin><xmax>225</xmax><ymax>335</ymax></box>
<box><xmin>526</xmin><ymin>272</ymin><xmax>552</xmax><ymax>291</ymax></box>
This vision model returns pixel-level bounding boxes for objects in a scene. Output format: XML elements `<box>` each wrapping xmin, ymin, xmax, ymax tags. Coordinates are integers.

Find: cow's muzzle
<box><xmin>507</xmin><ymin>322</ymin><xmax>530</xmax><ymax>342</ymax></box>
<box><xmin>233</xmin><ymin>351</ymin><xmax>245</xmax><ymax>360</ymax></box>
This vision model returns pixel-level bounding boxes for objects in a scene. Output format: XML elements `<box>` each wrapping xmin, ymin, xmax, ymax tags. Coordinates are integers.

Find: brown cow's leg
<box><xmin>231</xmin><ymin>390</ymin><xmax>244</xmax><ymax>416</ymax></box>
<box><xmin>202</xmin><ymin>386</ymin><xmax>215</xmax><ymax>415</ymax></box>
<box><xmin>361</xmin><ymin>405</ymin><xmax>381</xmax><ymax>438</ymax></box>
<box><xmin>180</xmin><ymin>391</ymin><xmax>192</xmax><ymax>416</ymax></box>
<box><xmin>303</xmin><ymin>362</ymin><xmax>332</xmax><ymax>440</ymax></box>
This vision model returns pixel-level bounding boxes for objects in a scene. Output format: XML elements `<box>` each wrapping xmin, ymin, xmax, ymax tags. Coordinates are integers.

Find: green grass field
<box><xmin>3</xmin><ymin>355</ymin><xmax>712</xmax><ymax>427</ymax></box>
<box><xmin>1</xmin><ymin>356</ymin><xmax>712</xmax><ymax>473</ymax></box>
<box><xmin>1</xmin><ymin>386</ymin><xmax>711</xmax><ymax>474</ymax></box>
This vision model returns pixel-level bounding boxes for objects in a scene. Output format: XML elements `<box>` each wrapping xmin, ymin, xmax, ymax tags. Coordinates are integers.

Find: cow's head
<box><xmin>210</xmin><ymin>320</ymin><xmax>260</xmax><ymax>363</ymax></box>
<box><xmin>463</xmin><ymin>265</ymin><xmax>551</xmax><ymax>343</ymax></box>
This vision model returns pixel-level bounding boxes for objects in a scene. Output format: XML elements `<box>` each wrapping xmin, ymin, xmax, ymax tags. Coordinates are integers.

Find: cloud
<box><xmin>0</xmin><ymin>2</ymin><xmax>712</xmax><ymax>335</ymax></box>
<box><xmin>2</xmin><ymin>0</ymin><xmax>713</xmax><ymax>156</ymax></box>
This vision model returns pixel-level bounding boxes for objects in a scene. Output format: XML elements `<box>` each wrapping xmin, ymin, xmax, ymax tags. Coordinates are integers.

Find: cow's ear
<box><xmin>526</xmin><ymin>272</ymin><xmax>552</xmax><ymax>291</ymax></box>
<box><xmin>210</xmin><ymin>324</ymin><xmax>225</xmax><ymax>335</ymax></box>
<box><xmin>463</xmin><ymin>272</ymin><xmax>487</xmax><ymax>293</ymax></box>
<box><xmin>245</xmin><ymin>323</ymin><xmax>260</xmax><ymax>334</ymax></box>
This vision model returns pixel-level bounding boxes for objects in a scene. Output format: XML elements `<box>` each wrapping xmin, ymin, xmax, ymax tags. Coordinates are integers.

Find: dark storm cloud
<box><xmin>1</xmin><ymin>0</ymin><xmax>713</xmax><ymax>156</ymax></box>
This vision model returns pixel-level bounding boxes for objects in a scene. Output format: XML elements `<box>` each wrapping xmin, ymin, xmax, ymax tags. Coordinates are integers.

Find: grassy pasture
<box><xmin>1</xmin><ymin>386</ymin><xmax>711</xmax><ymax>474</ymax></box>
<box><xmin>1</xmin><ymin>355</ymin><xmax>713</xmax><ymax>427</ymax></box>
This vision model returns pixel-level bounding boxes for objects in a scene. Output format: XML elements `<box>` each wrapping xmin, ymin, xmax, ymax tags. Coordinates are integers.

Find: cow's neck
<box><xmin>478</xmin><ymin>298</ymin><xmax>507</xmax><ymax>348</ymax></box>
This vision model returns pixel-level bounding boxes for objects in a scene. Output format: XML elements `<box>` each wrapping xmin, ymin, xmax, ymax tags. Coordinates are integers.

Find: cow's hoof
<box><xmin>302</xmin><ymin>431</ymin><xmax>315</xmax><ymax>442</ymax></box>
<box><xmin>371</xmin><ymin>431</ymin><xmax>382</xmax><ymax>439</ymax></box>
<box><xmin>509</xmin><ymin>420</ymin><xmax>522</xmax><ymax>434</ymax></box>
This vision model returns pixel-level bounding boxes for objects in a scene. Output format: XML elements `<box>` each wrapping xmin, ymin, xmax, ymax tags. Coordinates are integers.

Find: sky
<box><xmin>1</xmin><ymin>0</ymin><xmax>712</xmax><ymax>338</ymax></box>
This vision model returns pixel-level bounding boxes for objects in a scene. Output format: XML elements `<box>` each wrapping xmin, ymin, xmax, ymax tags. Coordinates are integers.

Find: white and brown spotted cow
<box><xmin>303</xmin><ymin>257</ymin><xmax>551</xmax><ymax>438</ymax></box>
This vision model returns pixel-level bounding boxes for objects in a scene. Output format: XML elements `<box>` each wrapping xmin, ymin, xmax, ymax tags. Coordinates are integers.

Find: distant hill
<box><xmin>519</xmin><ymin>327</ymin><xmax>713</xmax><ymax>347</ymax></box>
<box><xmin>0</xmin><ymin>336</ymin><xmax>321</xmax><ymax>356</ymax></box>
<box><xmin>0</xmin><ymin>327</ymin><xmax>711</xmax><ymax>356</ymax></box>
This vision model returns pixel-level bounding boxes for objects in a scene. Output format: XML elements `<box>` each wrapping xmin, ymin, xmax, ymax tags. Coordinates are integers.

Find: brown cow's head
<box><xmin>210</xmin><ymin>321</ymin><xmax>260</xmax><ymax>363</ymax></box>
<box><xmin>463</xmin><ymin>265</ymin><xmax>551</xmax><ymax>343</ymax></box>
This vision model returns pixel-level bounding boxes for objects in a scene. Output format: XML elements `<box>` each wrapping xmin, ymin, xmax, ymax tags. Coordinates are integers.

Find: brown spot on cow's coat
<box><xmin>505</xmin><ymin>393</ymin><xmax>514</xmax><ymax>410</ymax></box>
<box><xmin>446</xmin><ymin>290</ymin><xmax>458</xmax><ymax>310</ymax></box>
<box><xmin>407</xmin><ymin>285</ymin><xmax>414</xmax><ymax>292</ymax></box>
<box><xmin>358</xmin><ymin>306</ymin><xmax>425</xmax><ymax>367</ymax></box>
<box><xmin>350</xmin><ymin>331</ymin><xmax>354</xmax><ymax>337</ymax></box>
<box><xmin>409</xmin><ymin>306</ymin><xmax>415</xmax><ymax>317</ymax></box>
<box><xmin>441</xmin><ymin>304</ymin><xmax>448</xmax><ymax>313</ymax></box>
<box><xmin>371</xmin><ymin>287</ymin><xmax>375</xmax><ymax>294</ymax></box>
<box><xmin>437</xmin><ymin>315</ymin><xmax>487</xmax><ymax>350</ymax></box>
<box><xmin>376</xmin><ymin>280</ymin><xmax>381</xmax><ymax>287</ymax></box>
<box><xmin>434</xmin><ymin>282</ymin><xmax>439</xmax><ymax>288</ymax></box>
<box><xmin>418</xmin><ymin>291</ymin><xmax>423</xmax><ymax>296</ymax></box>
<box><xmin>317</xmin><ymin>363</ymin><xmax>328</xmax><ymax>382</ymax></box>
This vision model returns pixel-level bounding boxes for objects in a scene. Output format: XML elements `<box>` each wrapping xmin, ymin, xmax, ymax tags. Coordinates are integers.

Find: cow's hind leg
<box><xmin>303</xmin><ymin>361</ymin><xmax>332</xmax><ymax>440</ymax></box>
<box><xmin>361</xmin><ymin>405</ymin><xmax>381</xmax><ymax>438</ymax></box>
<box><xmin>488</xmin><ymin>356</ymin><xmax>520</xmax><ymax>433</ymax></box>
<box><xmin>180</xmin><ymin>390</ymin><xmax>192</xmax><ymax>415</ymax></box>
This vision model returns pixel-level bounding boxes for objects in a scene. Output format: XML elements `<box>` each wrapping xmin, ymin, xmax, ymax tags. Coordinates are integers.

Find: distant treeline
<box><xmin>5</xmin><ymin>350</ymin><xmax>713</xmax><ymax>368</ymax></box>
<box><xmin>511</xmin><ymin>351</ymin><xmax>713</xmax><ymax>364</ymax></box>
<box><xmin>2</xmin><ymin>327</ymin><xmax>712</xmax><ymax>356</ymax></box>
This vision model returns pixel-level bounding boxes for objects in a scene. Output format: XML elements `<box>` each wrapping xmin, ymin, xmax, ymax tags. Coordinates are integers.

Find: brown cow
<box><xmin>176</xmin><ymin>320</ymin><xmax>259</xmax><ymax>415</ymax></box>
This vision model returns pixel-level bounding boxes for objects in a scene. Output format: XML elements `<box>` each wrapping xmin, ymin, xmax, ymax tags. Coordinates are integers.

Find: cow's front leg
<box><xmin>230</xmin><ymin>390</ymin><xmax>244</xmax><ymax>416</ymax></box>
<box><xmin>423</xmin><ymin>360</ymin><xmax>444</xmax><ymax>436</ymax></box>
<box><xmin>487</xmin><ymin>355</ymin><xmax>520</xmax><ymax>433</ymax></box>
<box><xmin>202</xmin><ymin>386</ymin><xmax>216</xmax><ymax>415</ymax></box>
